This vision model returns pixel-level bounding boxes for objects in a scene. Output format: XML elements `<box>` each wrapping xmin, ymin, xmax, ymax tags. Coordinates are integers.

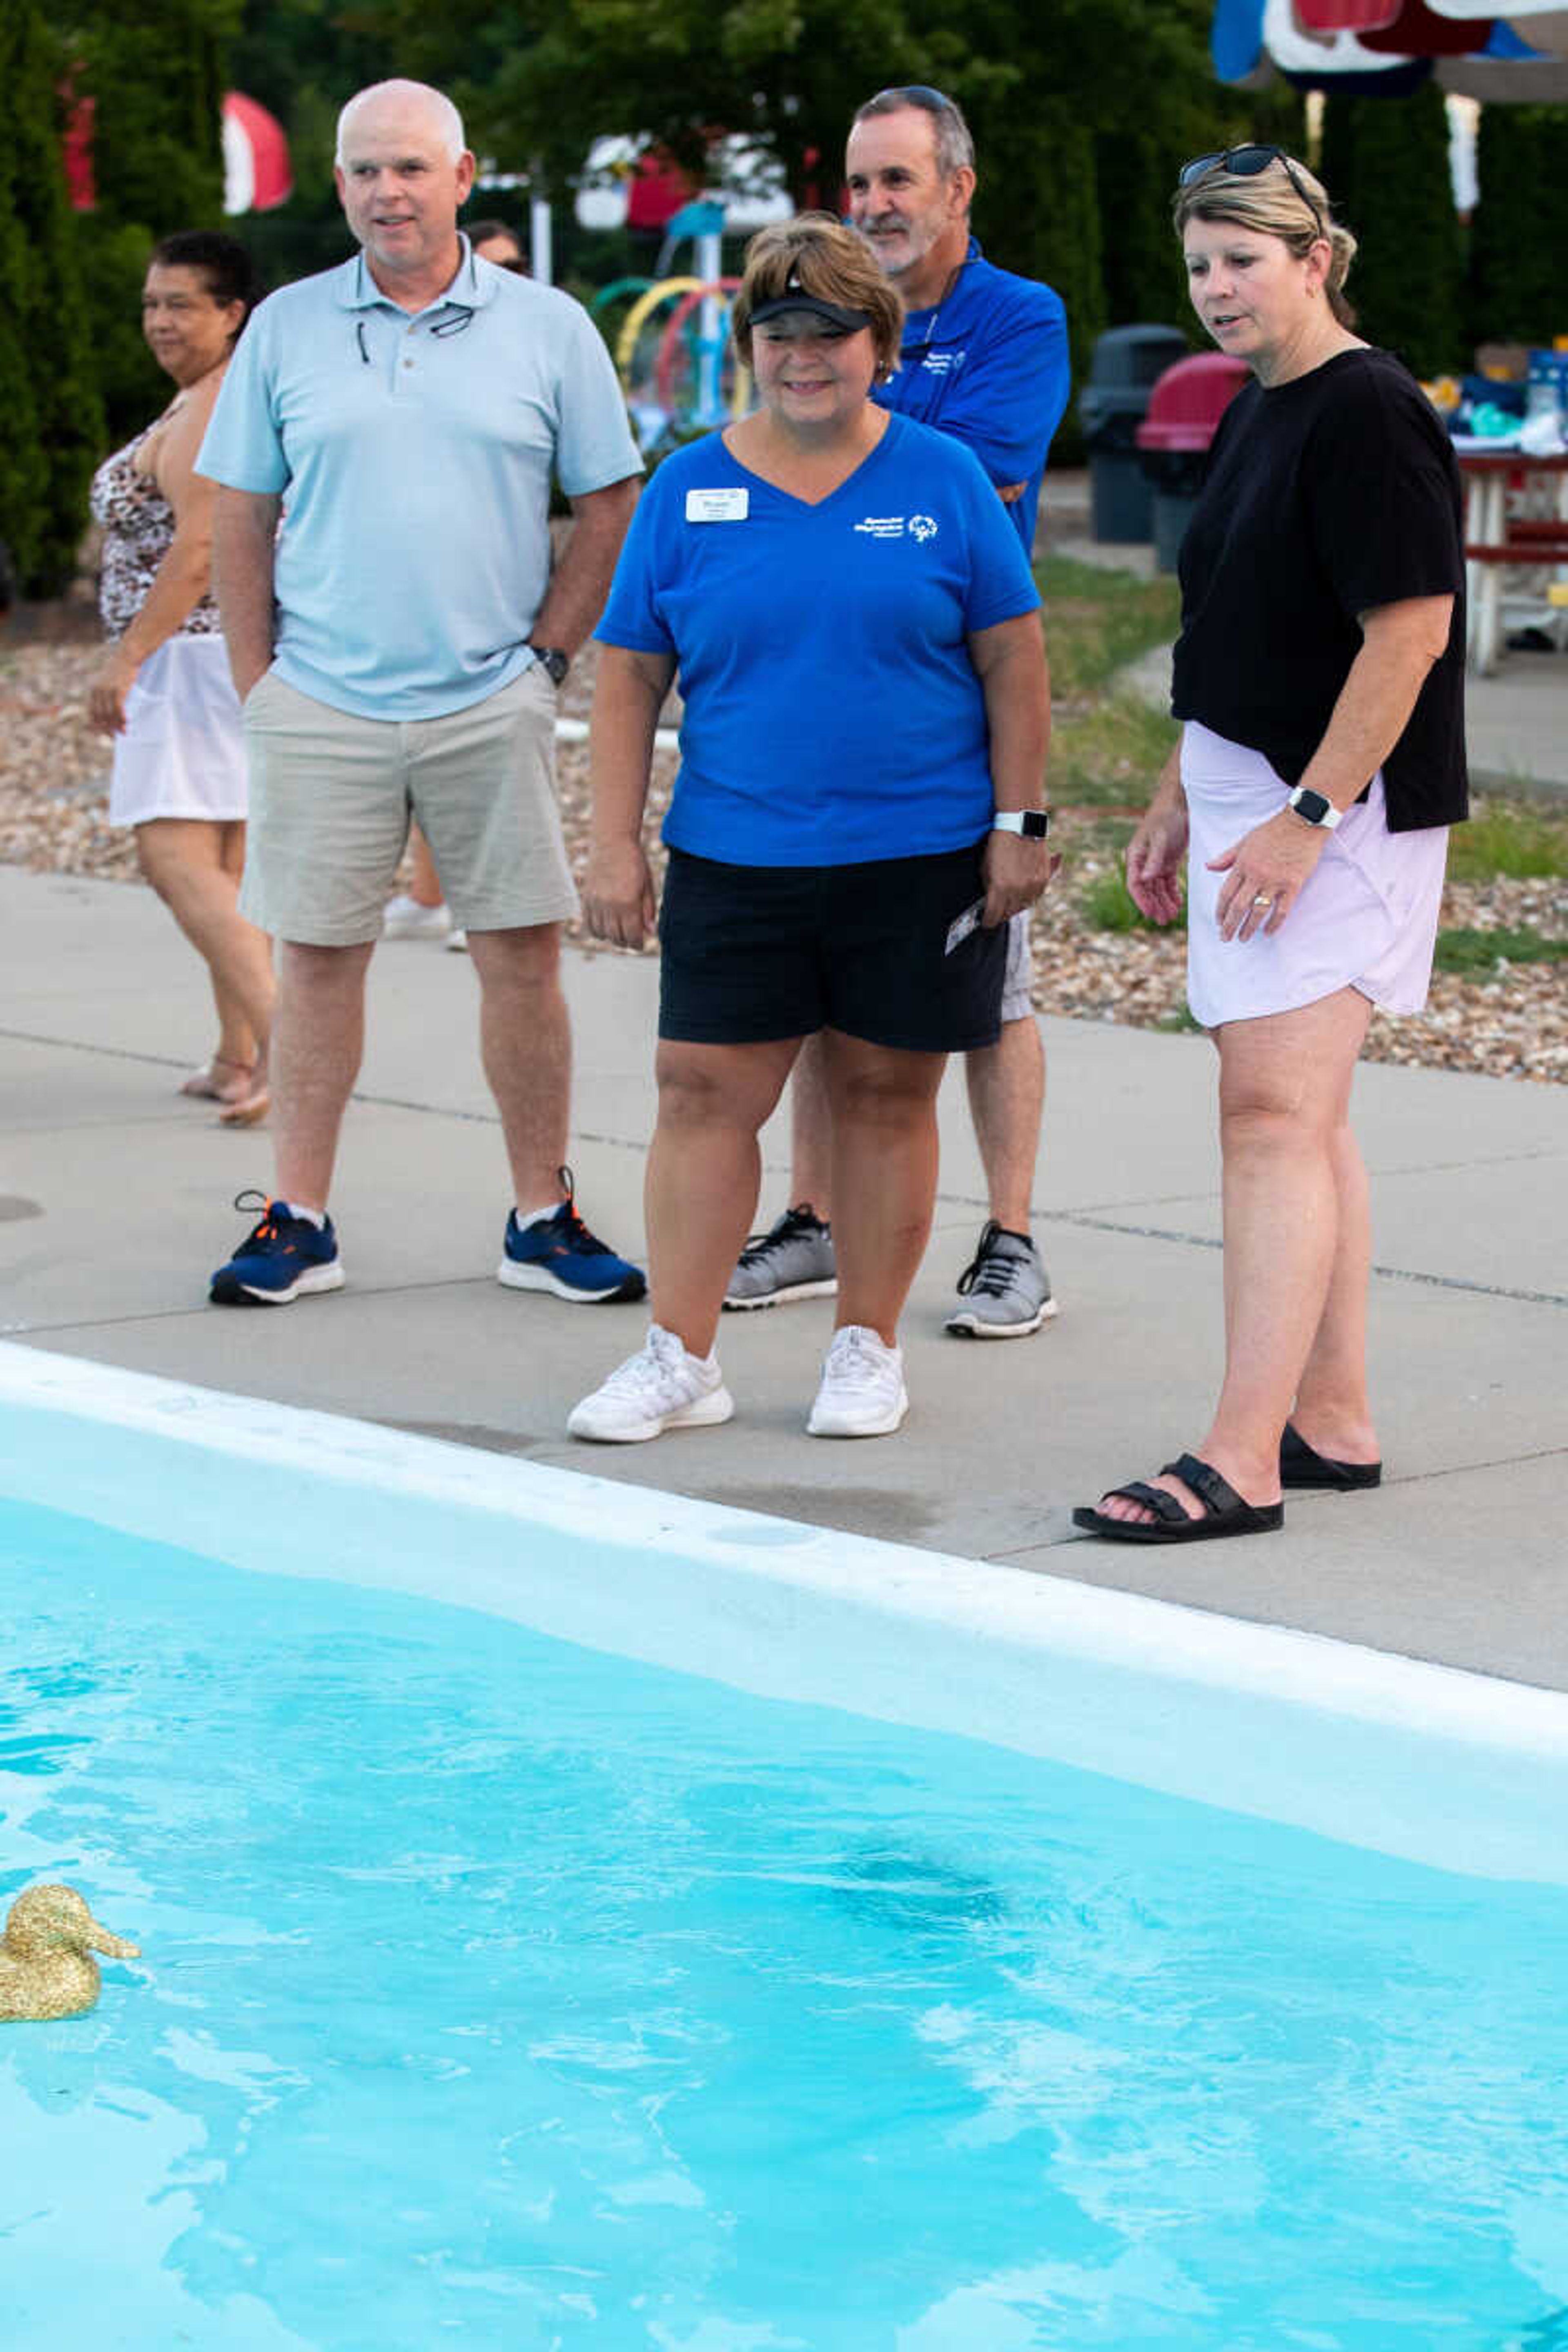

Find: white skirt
<box><xmin>108</xmin><ymin>634</ymin><xmax>248</xmax><ymax>827</ymax></box>
<box><xmin>1181</xmin><ymin>720</ymin><xmax>1449</xmax><ymax>1030</ymax></box>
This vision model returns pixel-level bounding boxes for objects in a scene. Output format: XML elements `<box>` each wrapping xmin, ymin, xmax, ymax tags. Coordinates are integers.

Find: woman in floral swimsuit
<box><xmin>89</xmin><ymin>230</ymin><xmax>274</xmax><ymax>1124</ymax></box>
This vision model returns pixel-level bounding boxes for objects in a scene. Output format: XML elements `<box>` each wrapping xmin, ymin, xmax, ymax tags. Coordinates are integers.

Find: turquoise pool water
<box><xmin>6</xmin><ymin>1487</ymin><xmax>1568</xmax><ymax>2351</ymax></box>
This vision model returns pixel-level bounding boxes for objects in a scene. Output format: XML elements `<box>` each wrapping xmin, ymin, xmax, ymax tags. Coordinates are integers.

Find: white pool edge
<box><xmin>5</xmin><ymin>1337</ymin><xmax>1566</xmax><ymax>1764</ymax></box>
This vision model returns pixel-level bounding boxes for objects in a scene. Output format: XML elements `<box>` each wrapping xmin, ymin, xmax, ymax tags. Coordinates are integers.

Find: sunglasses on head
<box><xmin>1179</xmin><ymin>145</ymin><xmax>1326</xmax><ymax>241</ymax></box>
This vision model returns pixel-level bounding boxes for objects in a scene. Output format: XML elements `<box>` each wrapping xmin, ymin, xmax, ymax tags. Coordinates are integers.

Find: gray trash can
<box><xmin>1081</xmin><ymin>324</ymin><xmax>1190</xmax><ymax>543</ymax></box>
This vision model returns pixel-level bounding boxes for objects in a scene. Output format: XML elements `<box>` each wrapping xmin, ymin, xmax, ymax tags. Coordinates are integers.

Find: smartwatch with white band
<box><xmin>1287</xmin><ymin>786</ymin><xmax>1342</xmax><ymax>830</ymax></box>
<box><xmin>992</xmin><ymin>809</ymin><xmax>1051</xmax><ymax>839</ymax></box>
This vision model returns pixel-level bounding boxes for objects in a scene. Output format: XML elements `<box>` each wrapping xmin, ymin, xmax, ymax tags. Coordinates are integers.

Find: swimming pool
<box><xmin>5</xmin><ymin>1341</ymin><xmax>1568</xmax><ymax>2349</ymax></box>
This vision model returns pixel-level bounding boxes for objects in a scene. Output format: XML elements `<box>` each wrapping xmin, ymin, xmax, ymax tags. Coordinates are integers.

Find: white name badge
<box><xmin>685</xmin><ymin>487</ymin><xmax>749</xmax><ymax>523</ymax></box>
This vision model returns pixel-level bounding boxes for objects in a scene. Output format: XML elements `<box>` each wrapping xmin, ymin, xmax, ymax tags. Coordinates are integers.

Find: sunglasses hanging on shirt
<box><xmin>356</xmin><ymin>307</ymin><xmax>475</xmax><ymax>363</ymax></box>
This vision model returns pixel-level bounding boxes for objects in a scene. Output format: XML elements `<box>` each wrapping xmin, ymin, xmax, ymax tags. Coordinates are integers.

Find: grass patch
<box><xmin>1079</xmin><ymin>865</ymin><xmax>1186</xmax><ymax>933</ymax></box>
<box><xmin>1062</xmin><ymin>811</ymin><xmax>1145</xmax><ymax>861</ymax></box>
<box><xmin>1446</xmin><ymin>802</ymin><xmax>1568</xmax><ymax>883</ymax></box>
<box><xmin>1051</xmin><ymin>694</ymin><xmax>1178</xmax><ymax>808</ymax></box>
<box><xmin>1433</xmin><ymin>924</ymin><xmax>1568</xmax><ymax>973</ymax></box>
<box><xmin>1037</xmin><ymin>553</ymin><xmax>1180</xmax><ymax>695</ymax></box>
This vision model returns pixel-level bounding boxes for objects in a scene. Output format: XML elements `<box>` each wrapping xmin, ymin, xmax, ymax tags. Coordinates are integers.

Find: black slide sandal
<box><xmin>1280</xmin><ymin>1423</ymin><xmax>1382</xmax><ymax>1490</ymax></box>
<box><xmin>1072</xmin><ymin>1451</ymin><xmax>1285</xmax><ymax>1544</ymax></box>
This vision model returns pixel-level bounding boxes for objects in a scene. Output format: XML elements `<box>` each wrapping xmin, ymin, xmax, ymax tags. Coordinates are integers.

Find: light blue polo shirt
<box><xmin>597</xmin><ymin>414</ymin><xmax>1040</xmax><ymax>866</ymax></box>
<box><xmin>198</xmin><ymin>243</ymin><xmax>642</xmax><ymax>720</ymax></box>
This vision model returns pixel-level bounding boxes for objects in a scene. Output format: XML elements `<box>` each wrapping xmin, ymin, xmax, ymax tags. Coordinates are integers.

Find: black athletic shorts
<box><xmin>657</xmin><ymin>843</ymin><xmax>1007</xmax><ymax>1053</ymax></box>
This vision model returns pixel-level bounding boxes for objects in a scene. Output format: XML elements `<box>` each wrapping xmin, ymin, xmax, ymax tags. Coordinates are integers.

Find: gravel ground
<box><xmin>4</xmin><ymin>623</ymin><xmax>1564</xmax><ymax>1087</ymax></box>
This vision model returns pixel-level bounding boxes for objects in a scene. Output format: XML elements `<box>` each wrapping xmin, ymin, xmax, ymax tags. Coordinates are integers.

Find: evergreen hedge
<box><xmin>1319</xmin><ymin>82</ymin><xmax>1463</xmax><ymax>378</ymax></box>
<box><xmin>71</xmin><ymin>0</ymin><xmax>240</xmax><ymax>446</ymax></box>
<box><xmin>1468</xmin><ymin>104</ymin><xmax>1568</xmax><ymax>348</ymax></box>
<box><xmin>0</xmin><ymin>0</ymin><xmax>102</xmax><ymax>595</ymax></box>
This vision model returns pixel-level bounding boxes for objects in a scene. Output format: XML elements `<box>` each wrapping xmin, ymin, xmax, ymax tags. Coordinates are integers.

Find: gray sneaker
<box><xmin>724</xmin><ymin>1204</ymin><xmax>837</xmax><ymax>1310</ymax></box>
<box><xmin>944</xmin><ymin>1221</ymin><xmax>1057</xmax><ymax>1339</ymax></box>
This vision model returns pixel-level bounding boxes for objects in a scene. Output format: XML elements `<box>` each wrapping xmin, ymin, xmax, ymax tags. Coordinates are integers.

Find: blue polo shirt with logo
<box><xmin>874</xmin><ymin>236</ymin><xmax>1070</xmax><ymax>554</ymax></box>
<box><xmin>197</xmin><ymin>242</ymin><xmax>642</xmax><ymax>720</ymax></box>
<box><xmin>597</xmin><ymin>412</ymin><xmax>1040</xmax><ymax>866</ymax></box>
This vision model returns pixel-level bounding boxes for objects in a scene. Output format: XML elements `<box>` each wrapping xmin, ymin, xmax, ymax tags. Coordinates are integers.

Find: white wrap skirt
<box><xmin>1181</xmin><ymin>720</ymin><xmax>1449</xmax><ymax>1030</ymax></box>
<box><xmin>108</xmin><ymin>635</ymin><xmax>248</xmax><ymax>827</ymax></box>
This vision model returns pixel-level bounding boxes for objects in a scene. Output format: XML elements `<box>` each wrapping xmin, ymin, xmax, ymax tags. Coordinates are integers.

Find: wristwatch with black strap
<box><xmin>529</xmin><ymin>644</ymin><xmax>570</xmax><ymax>687</ymax></box>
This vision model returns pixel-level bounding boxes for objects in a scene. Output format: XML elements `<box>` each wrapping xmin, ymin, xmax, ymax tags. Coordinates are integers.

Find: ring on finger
<box><xmin>1251</xmin><ymin>893</ymin><xmax>1274</xmax><ymax>909</ymax></box>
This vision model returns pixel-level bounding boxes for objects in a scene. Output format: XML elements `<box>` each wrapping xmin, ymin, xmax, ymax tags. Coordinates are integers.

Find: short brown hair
<box><xmin>731</xmin><ymin>213</ymin><xmax>904</xmax><ymax>379</ymax></box>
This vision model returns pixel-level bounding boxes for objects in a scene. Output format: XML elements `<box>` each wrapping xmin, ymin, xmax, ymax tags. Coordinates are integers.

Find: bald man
<box><xmin>200</xmin><ymin>80</ymin><xmax>644</xmax><ymax>1311</ymax></box>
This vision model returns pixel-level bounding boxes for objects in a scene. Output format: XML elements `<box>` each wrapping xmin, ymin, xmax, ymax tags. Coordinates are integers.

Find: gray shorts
<box><xmin>238</xmin><ymin>666</ymin><xmax>577</xmax><ymax>946</ymax></box>
<box><xmin>999</xmin><ymin>909</ymin><xmax>1035</xmax><ymax>1025</ymax></box>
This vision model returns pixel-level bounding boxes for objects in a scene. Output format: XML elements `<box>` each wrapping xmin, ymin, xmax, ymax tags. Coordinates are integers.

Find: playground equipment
<box><xmin>616</xmin><ymin>277</ymin><xmax>749</xmax><ymax>444</ymax></box>
<box><xmin>655</xmin><ymin>282</ymin><xmax>746</xmax><ymax>416</ymax></box>
<box><xmin>612</xmin><ymin>203</ymin><xmax>755</xmax><ymax>445</ymax></box>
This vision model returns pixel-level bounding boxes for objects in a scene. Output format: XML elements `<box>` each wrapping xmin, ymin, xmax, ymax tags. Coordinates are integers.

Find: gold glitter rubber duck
<box><xmin>0</xmin><ymin>1884</ymin><xmax>140</xmax><ymax>2021</ymax></box>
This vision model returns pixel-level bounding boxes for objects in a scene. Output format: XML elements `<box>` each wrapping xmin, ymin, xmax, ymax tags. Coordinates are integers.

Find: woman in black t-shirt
<box><xmin>1075</xmin><ymin>149</ymin><xmax>1465</xmax><ymax>1546</ymax></box>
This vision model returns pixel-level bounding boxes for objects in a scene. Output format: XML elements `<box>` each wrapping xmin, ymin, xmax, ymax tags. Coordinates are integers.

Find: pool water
<box><xmin>6</xmin><ymin>1495</ymin><xmax>1568</xmax><ymax>2350</ymax></box>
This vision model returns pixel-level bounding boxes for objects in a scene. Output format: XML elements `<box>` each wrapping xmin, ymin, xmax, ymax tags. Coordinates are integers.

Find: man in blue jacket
<box><xmin>726</xmin><ymin>85</ymin><xmax>1071</xmax><ymax>1339</ymax></box>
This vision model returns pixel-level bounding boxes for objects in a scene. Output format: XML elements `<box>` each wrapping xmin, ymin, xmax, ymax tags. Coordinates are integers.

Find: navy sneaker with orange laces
<box><xmin>497</xmin><ymin>1166</ymin><xmax>646</xmax><ymax>1304</ymax></box>
<box><xmin>209</xmin><ymin>1191</ymin><xmax>345</xmax><ymax>1306</ymax></box>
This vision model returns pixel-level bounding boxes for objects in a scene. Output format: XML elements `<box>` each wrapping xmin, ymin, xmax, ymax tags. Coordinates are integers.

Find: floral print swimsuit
<box><xmin>89</xmin><ymin>423</ymin><xmax>221</xmax><ymax>643</ymax></box>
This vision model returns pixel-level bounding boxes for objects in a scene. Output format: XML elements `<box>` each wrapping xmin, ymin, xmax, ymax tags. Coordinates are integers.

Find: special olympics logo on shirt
<box><xmin>852</xmin><ymin>513</ymin><xmax>941</xmax><ymax>541</ymax></box>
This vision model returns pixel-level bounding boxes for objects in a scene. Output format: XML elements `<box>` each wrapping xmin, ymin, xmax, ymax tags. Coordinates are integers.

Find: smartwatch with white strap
<box><xmin>1286</xmin><ymin>785</ymin><xmax>1342</xmax><ymax>830</ymax></box>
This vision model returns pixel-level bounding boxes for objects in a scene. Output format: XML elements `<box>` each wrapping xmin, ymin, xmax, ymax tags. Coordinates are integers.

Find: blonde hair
<box><xmin>1174</xmin><ymin>155</ymin><xmax>1358</xmax><ymax>327</ymax></box>
<box><xmin>731</xmin><ymin>213</ymin><xmax>904</xmax><ymax>379</ymax></box>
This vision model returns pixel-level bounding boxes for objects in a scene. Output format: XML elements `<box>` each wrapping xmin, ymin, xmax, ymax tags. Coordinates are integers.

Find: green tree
<box><xmin>0</xmin><ymin>0</ymin><xmax>102</xmax><ymax>593</ymax></box>
<box><xmin>229</xmin><ymin>0</ymin><xmax>394</xmax><ymax>290</ymax></box>
<box><xmin>225</xmin><ymin>0</ymin><xmax>1254</xmax><ymax>437</ymax></box>
<box><xmin>1318</xmin><ymin>81</ymin><xmax>1462</xmax><ymax>377</ymax></box>
<box><xmin>1096</xmin><ymin>68</ymin><xmax>1307</xmax><ymax>333</ymax></box>
<box><xmin>1467</xmin><ymin>102</ymin><xmax>1568</xmax><ymax>348</ymax></box>
<box><xmin>355</xmin><ymin>0</ymin><xmax>1232</xmax><ymax>410</ymax></box>
<box><xmin>70</xmin><ymin>0</ymin><xmax>241</xmax><ymax>445</ymax></box>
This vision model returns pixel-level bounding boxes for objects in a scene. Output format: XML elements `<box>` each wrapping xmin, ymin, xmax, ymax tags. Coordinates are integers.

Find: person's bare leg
<box><xmin>202</xmin><ymin>821</ymin><xmax>261</xmax><ymax>1073</ymax></box>
<box><xmin>964</xmin><ymin>1014</ymin><xmax>1045</xmax><ymax>1232</ymax></box>
<box><xmin>210</xmin><ymin>820</ymin><xmax>273</xmax><ymax>1120</ymax></box>
<box><xmin>270</xmin><ymin>940</ymin><xmax>375</xmax><ymax>1210</ymax></box>
<box><xmin>786</xmin><ymin>1032</ymin><xmax>836</xmax><ymax>1218</ymax></box>
<box><xmin>408</xmin><ymin>826</ymin><xmax>445</xmax><ymax>909</ymax></box>
<box><xmin>821</xmin><ymin>1029</ymin><xmax>946</xmax><ymax>1345</ymax></box>
<box><xmin>465</xmin><ymin>924</ymin><xmax>575</xmax><ymax>1212</ymax></box>
<box><xmin>135</xmin><ymin>818</ymin><xmax>273</xmax><ymax>1078</ymax></box>
<box><xmin>648</xmin><ymin>1038</ymin><xmax>804</xmax><ymax>1354</ymax></box>
<box><xmin>1290</xmin><ymin>1115</ymin><xmax>1379</xmax><ymax>1465</ymax></box>
<box><xmin>1097</xmin><ymin>989</ymin><xmax>1371</xmax><ymax>1524</ymax></box>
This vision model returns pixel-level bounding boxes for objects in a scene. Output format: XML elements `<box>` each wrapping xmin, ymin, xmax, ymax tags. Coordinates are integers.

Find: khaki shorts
<box><xmin>999</xmin><ymin>909</ymin><xmax>1035</xmax><ymax>1025</ymax></box>
<box><xmin>238</xmin><ymin>666</ymin><xmax>578</xmax><ymax>946</ymax></box>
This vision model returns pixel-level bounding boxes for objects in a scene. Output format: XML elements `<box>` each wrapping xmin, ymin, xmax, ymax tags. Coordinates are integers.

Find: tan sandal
<box><xmin>180</xmin><ymin>1054</ymin><xmax>255</xmax><ymax>1102</ymax></box>
<box><xmin>218</xmin><ymin>1078</ymin><xmax>270</xmax><ymax>1128</ymax></box>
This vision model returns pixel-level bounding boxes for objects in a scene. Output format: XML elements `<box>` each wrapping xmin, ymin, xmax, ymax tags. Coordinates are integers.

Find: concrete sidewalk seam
<box><xmin>1043</xmin><ymin>1210</ymin><xmax>1568</xmax><ymax>1308</ymax></box>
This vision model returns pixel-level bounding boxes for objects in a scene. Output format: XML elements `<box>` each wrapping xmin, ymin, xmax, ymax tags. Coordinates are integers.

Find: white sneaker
<box><xmin>382</xmin><ymin>893</ymin><xmax>451</xmax><ymax>941</ymax></box>
<box><xmin>568</xmin><ymin>1323</ymin><xmax>734</xmax><ymax>1443</ymax></box>
<box><xmin>806</xmin><ymin>1325</ymin><xmax>909</xmax><ymax>1439</ymax></box>
<box><xmin>445</xmin><ymin>928</ymin><xmax>469</xmax><ymax>953</ymax></box>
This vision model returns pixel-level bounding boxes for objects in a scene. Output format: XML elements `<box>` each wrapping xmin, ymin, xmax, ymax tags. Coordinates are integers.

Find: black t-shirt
<box><xmin>1171</xmin><ymin>347</ymin><xmax>1468</xmax><ymax>832</ymax></box>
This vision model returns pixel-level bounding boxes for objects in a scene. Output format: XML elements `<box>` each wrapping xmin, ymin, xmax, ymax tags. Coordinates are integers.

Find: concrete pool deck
<box><xmin>3</xmin><ymin>861</ymin><xmax>1564</xmax><ymax>1691</ymax></box>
